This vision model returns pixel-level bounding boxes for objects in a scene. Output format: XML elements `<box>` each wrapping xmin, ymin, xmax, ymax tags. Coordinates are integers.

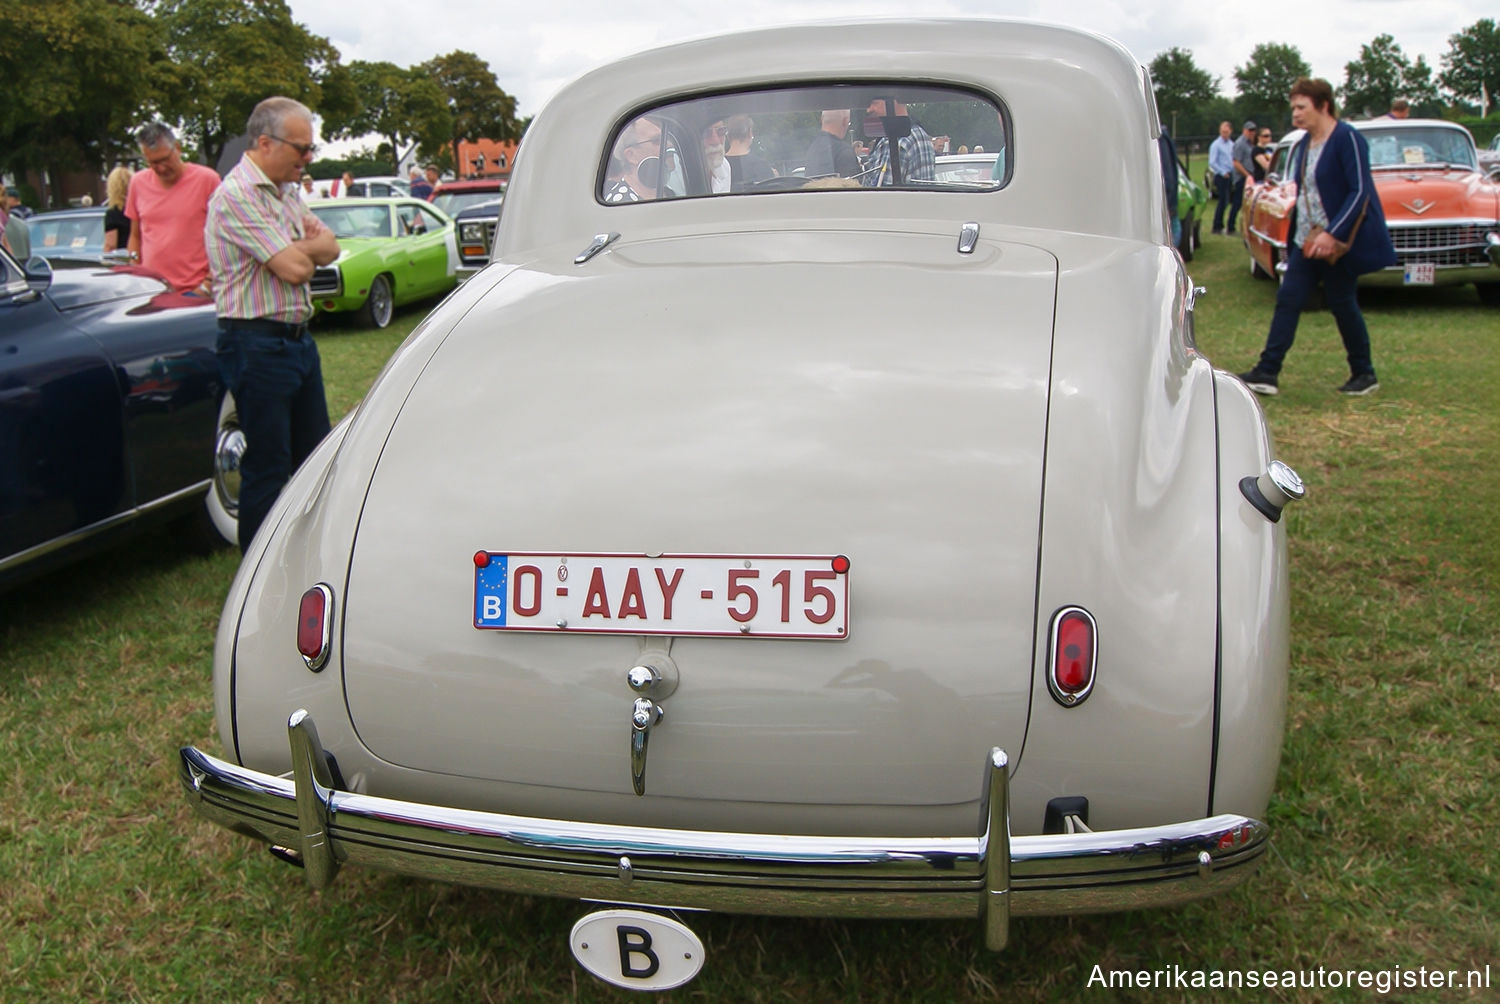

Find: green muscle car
<box><xmin>307</xmin><ymin>198</ymin><xmax>459</xmax><ymax>328</ymax></box>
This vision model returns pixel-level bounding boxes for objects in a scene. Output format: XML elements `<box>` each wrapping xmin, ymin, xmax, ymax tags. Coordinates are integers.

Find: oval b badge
<box><xmin>570</xmin><ymin>908</ymin><xmax>706</xmax><ymax>991</ymax></box>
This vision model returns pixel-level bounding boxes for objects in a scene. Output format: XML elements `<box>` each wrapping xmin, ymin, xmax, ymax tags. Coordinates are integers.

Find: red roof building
<box><xmin>454</xmin><ymin>139</ymin><xmax>520</xmax><ymax>181</ymax></box>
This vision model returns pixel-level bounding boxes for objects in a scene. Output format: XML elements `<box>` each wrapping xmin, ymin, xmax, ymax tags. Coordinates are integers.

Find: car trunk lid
<box><xmin>342</xmin><ymin>228</ymin><xmax>1057</xmax><ymax>809</ymax></box>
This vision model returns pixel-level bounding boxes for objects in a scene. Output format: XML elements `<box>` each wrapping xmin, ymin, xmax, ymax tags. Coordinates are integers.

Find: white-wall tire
<box><xmin>205</xmin><ymin>391</ymin><xmax>243</xmax><ymax>547</ymax></box>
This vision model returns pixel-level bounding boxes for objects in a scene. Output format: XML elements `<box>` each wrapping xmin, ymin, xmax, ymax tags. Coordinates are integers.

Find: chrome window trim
<box><xmin>1</xmin><ymin>479</ymin><xmax>209</xmax><ymax>575</ymax></box>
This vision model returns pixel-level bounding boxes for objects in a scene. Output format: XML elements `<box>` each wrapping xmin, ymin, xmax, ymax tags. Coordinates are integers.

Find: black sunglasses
<box><xmin>269</xmin><ymin>134</ymin><xmax>319</xmax><ymax>157</ymax></box>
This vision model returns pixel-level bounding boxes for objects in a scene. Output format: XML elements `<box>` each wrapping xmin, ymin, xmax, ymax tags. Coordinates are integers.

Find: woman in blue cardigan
<box><xmin>1239</xmin><ymin>78</ymin><xmax>1397</xmax><ymax>396</ymax></box>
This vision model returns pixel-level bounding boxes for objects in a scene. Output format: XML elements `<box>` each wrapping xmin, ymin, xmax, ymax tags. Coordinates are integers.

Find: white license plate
<box><xmin>570</xmin><ymin>909</ymin><xmax>705</xmax><ymax>990</ymax></box>
<box><xmin>1404</xmin><ymin>262</ymin><xmax>1436</xmax><ymax>285</ymax></box>
<box><xmin>473</xmin><ymin>551</ymin><xmax>850</xmax><ymax>639</ymax></box>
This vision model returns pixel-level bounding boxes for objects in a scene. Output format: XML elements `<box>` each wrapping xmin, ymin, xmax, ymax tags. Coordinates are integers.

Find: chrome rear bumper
<box><xmin>180</xmin><ymin>710</ymin><xmax>1267</xmax><ymax>950</ymax></box>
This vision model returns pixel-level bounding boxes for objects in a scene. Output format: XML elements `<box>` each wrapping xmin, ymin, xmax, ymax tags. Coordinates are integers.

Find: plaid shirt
<box><xmin>861</xmin><ymin>124</ymin><xmax>937</xmax><ymax>186</ymax></box>
<box><xmin>206</xmin><ymin>155</ymin><xmax>319</xmax><ymax>323</ymax></box>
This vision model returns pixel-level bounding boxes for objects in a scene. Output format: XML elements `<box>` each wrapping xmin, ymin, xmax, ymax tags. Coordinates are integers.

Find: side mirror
<box><xmin>23</xmin><ymin>254</ymin><xmax>54</xmax><ymax>284</ymax></box>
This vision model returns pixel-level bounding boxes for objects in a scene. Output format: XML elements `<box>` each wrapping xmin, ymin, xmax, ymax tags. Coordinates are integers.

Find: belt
<box><xmin>223</xmin><ymin>317</ymin><xmax>310</xmax><ymax>339</ymax></box>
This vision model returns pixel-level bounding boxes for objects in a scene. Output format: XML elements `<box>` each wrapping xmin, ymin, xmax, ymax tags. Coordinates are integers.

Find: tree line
<box><xmin>1152</xmin><ymin>20</ymin><xmax>1500</xmax><ymax>142</ymax></box>
<box><xmin>0</xmin><ymin>0</ymin><xmax>525</xmax><ymax>194</ymax></box>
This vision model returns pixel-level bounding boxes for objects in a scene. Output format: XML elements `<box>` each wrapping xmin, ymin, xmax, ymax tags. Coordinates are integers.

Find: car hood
<box><xmin>342</xmin><ymin>228</ymin><xmax>1059</xmax><ymax>806</ymax></box>
<box><xmin>329</xmin><ymin>237</ymin><xmax>389</xmax><ymax>260</ymax></box>
<box><xmin>41</xmin><ymin>267</ymin><xmax>176</xmax><ymax>310</ymax></box>
<box><xmin>1373</xmin><ymin>168</ymin><xmax>1500</xmax><ymax>221</ymax></box>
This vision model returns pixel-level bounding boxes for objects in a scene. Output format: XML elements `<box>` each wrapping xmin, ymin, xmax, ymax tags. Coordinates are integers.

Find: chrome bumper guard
<box><xmin>180</xmin><ymin>711</ymin><xmax>1267</xmax><ymax>950</ymax></box>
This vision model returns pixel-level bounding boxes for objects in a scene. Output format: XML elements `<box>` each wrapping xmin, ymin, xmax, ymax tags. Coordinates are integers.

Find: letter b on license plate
<box><xmin>570</xmin><ymin>909</ymin><xmax>705</xmax><ymax>990</ymax></box>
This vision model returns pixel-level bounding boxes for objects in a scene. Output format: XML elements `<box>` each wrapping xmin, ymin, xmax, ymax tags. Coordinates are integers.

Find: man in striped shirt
<box><xmin>205</xmin><ymin>96</ymin><xmax>340</xmax><ymax>553</ymax></box>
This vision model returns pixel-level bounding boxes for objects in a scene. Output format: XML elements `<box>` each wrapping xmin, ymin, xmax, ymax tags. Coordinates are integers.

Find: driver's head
<box><xmin>701</xmin><ymin>119</ymin><xmax>727</xmax><ymax>169</ymax></box>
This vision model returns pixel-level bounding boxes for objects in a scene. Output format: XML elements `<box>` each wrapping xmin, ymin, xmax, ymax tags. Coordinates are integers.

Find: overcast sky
<box><xmin>291</xmin><ymin>0</ymin><xmax>1491</xmax><ymax>148</ymax></box>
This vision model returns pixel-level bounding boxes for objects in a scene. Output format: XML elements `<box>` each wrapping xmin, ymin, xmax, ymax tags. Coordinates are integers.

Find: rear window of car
<box><xmin>599</xmin><ymin>83</ymin><xmax>1010</xmax><ymax>204</ymax></box>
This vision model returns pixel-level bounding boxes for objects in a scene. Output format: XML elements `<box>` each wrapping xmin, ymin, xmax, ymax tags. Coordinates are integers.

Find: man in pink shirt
<box><xmin>125</xmin><ymin>123</ymin><xmax>220</xmax><ymax>293</ymax></box>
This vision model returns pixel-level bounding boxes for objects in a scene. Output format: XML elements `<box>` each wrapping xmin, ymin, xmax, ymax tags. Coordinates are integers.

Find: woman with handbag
<box><xmin>1237</xmin><ymin>78</ymin><xmax>1397</xmax><ymax>396</ymax></box>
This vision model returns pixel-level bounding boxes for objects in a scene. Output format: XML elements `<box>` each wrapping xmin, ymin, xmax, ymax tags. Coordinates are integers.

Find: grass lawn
<box><xmin>1</xmin><ymin>243</ymin><xmax>1496</xmax><ymax>1001</ymax></box>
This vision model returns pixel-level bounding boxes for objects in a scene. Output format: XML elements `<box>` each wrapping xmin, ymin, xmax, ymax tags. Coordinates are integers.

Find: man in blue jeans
<box><xmin>205</xmin><ymin>96</ymin><xmax>340</xmax><ymax>552</ymax></box>
<box><xmin>1208</xmin><ymin>121</ymin><xmax>1235</xmax><ymax>234</ymax></box>
<box><xmin>1237</xmin><ymin>79</ymin><xmax>1396</xmax><ymax>397</ymax></box>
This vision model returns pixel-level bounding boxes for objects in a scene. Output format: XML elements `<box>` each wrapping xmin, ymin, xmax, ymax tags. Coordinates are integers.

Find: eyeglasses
<box><xmin>704</xmin><ymin>124</ymin><xmax>728</xmax><ymax>139</ymax></box>
<box><xmin>269</xmin><ymin>135</ymin><xmax>319</xmax><ymax>157</ymax></box>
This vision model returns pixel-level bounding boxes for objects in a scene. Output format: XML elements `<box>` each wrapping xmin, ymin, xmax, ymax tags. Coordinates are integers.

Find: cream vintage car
<box><xmin>180</xmin><ymin>19</ymin><xmax>1303</xmax><ymax>992</ymax></box>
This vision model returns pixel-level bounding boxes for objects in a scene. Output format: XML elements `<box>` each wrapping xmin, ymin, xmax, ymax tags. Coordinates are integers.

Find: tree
<box><xmin>154</xmin><ymin>0</ymin><xmax>343</xmax><ymax>168</ymax></box>
<box><xmin>419</xmin><ymin>51</ymin><xmax>519</xmax><ymax>172</ymax></box>
<box><xmin>323</xmin><ymin>61</ymin><xmax>450</xmax><ymax>174</ymax></box>
<box><xmin>0</xmin><ymin>0</ymin><xmax>168</xmax><ymax>201</ymax></box>
<box><xmin>1235</xmin><ymin>43</ymin><xmax>1312</xmax><ymax>133</ymax></box>
<box><xmin>1150</xmin><ymin>48</ymin><xmax>1220</xmax><ymax>138</ymax></box>
<box><xmin>1440</xmin><ymin>19</ymin><xmax>1500</xmax><ymax>116</ymax></box>
<box><xmin>1342</xmin><ymin>34</ymin><xmax>1440</xmax><ymax>119</ymax></box>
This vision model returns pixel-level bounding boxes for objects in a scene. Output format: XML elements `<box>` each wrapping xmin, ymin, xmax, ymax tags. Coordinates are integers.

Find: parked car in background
<box><xmin>305</xmin><ymin>198</ymin><xmax>459</xmax><ymax>328</ymax></box>
<box><xmin>22</xmin><ymin>207</ymin><xmax>112</xmax><ymax>268</ymax></box>
<box><xmin>429</xmin><ymin>178</ymin><xmax>505</xmax><ymax>217</ymax></box>
<box><xmin>182</xmin><ymin>19</ymin><xmax>1301</xmax><ymax>993</ymax></box>
<box><xmin>1478</xmin><ymin>133</ymin><xmax>1500</xmax><ymax>180</ymax></box>
<box><xmin>1</xmin><ymin>250</ymin><xmax>237</xmax><ymax>589</ymax></box>
<box><xmin>452</xmin><ymin>197</ymin><xmax>505</xmax><ymax>278</ymax></box>
<box><xmin>1176</xmin><ymin>156</ymin><xmax>1209</xmax><ymax>261</ymax></box>
<box><xmin>347</xmin><ymin>175</ymin><xmax>411</xmax><ymax>198</ymax></box>
<box><xmin>1242</xmin><ymin>120</ymin><xmax>1500</xmax><ymax>303</ymax></box>
<box><xmin>932</xmin><ymin>151</ymin><xmax>1000</xmax><ymax>185</ymax></box>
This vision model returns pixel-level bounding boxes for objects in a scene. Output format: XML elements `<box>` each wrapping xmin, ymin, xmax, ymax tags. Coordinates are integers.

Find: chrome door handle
<box><xmin>629</xmin><ymin>697</ymin><xmax>663</xmax><ymax>796</ymax></box>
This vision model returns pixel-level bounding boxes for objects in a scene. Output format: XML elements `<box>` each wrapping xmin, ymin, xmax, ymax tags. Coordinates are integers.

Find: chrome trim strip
<box><xmin>180</xmin><ymin>714</ymin><xmax>1268</xmax><ymax>941</ymax></box>
<box><xmin>0</xmin><ymin>479</ymin><xmax>210</xmax><ymax>574</ymax></box>
<box><xmin>1247</xmin><ymin>227</ymin><xmax>1286</xmax><ymax>250</ymax></box>
<box><xmin>1385</xmin><ymin>217</ymin><xmax>1500</xmax><ymax>228</ymax></box>
<box><xmin>1488</xmin><ymin>232</ymin><xmax>1500</xmax><ymax>268</ymax></box>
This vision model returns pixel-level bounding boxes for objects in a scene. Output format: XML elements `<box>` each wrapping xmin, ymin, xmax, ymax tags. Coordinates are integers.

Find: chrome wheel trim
<box><xmin>370</xmin><ymin>275</ymin><xmax>393</xmax><ymax>327</ymax></box>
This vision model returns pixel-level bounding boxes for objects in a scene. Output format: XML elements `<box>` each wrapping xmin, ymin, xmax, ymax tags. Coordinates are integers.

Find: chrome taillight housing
<box><xmin>297</xmin><ymin>583</ymin><xmax>334</xmax><ymax>671</ymax></box>
<box><xmin>1046</xmin><ymin>606</ymin><xmax>1096</xmax><ymax>706</ymax></box>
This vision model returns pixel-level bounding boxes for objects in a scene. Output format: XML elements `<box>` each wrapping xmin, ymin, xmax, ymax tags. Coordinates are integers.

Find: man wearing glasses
<box><xmin>125</xmin><ymin>123</ymin><xmax>220</xmax><ymax>293</ymax></box>
<box><xmin>205</xmin><ymin>96</ymin><xmax>340</xmax><ymax>553</ymax></box>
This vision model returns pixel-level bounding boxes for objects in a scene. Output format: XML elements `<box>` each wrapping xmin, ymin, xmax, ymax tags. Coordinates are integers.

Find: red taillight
<box><xmin>297</xmin><ymin>583</ymin><xmax>334</xmax><ymax>671</ymax></box>
<box><xmin>1048</xmin><ymin>606</ymin><xmax>1096</xmax><ymax>706</ymax></box>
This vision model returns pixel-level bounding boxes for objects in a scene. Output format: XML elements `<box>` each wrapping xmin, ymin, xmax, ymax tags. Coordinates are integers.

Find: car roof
<box><xmin>30</xmin><ymin>206</ymin><xmax>104</xmax><ymax>219</ymax></box>
<box><xmin>499</xmin><ymin>18</ymin><xmax>1160</xmax><ymax>255</ymax></box>
<box><xmin>454</xmin><ymin>198</ymin><xmax>505</xmax><ymax>218</ymax></box>
<box><xmin>311</xmin><ymin>196</ymin><xmax>453</xmax><ymax>220</ymax></box>
<box><xmin>432</xmin><ymin>180</ymin><xmax>504</xmax><ymax>192</ymax></box>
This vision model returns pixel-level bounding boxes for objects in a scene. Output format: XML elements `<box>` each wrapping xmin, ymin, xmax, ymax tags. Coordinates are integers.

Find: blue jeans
<box><xmin>1211</xmin><ymin>173</ymin><xmax>1233</xmax><ymax>231</ymax></box>
<box><xmin>1256</xmin><ymin>246</ymin><xmax>1375</xmax><ymax>379</ymax></box>
<box><xmin>1226</xmin><ymin>174</ymin><xmax>1245</xmax><ymax>232</ymax></box>
<box><xmin>216</xmin><ymin>320</ymin><xmax>331</xmax><ymax>553</ymax></box>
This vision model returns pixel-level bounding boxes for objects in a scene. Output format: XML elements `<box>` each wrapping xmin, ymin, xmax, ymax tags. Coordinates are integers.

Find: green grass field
<box><xmin>2</xmin><ymin>238</ymin><xmax>1496</xmax><ymax>1002</ymax></box>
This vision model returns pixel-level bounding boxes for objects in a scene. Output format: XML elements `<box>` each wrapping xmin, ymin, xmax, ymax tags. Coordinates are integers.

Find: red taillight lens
<box><xmin>1048</xmin><ymin>607</ymin><xmax>1096</xmax><ymax>706</ymax></box>
<box><xmin>297</xmin><ymin>584</ymin><xmax>334</xmax><ymax>671</ymax></box>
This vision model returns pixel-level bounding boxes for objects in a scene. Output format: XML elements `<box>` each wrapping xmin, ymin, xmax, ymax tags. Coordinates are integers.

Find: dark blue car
<box><xmin>0</xmin><ymin>249</ymin><xmax>241</xmax><ymax>588</ymax></box>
